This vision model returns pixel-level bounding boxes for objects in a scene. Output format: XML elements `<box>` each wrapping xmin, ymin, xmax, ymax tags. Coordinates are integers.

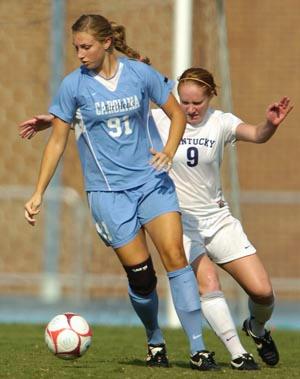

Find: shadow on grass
<box><xmin>61</xmin><ymin>363</ymin><xmax>99</xmax><ymax>369</ymax></box>
<box><xmin>171</xmin><ymin>360</ymin><xmax>229</xmax><ymax>370</ymax></box>
<box><xmin>119</xmin><ymin>359</ymin><xmax>148</xmax><ymax>367</ymax></box>
<box><xmin>119</xmin><ymin>358</ymin><xmax>229</xmax><ymax>370</ymax></box>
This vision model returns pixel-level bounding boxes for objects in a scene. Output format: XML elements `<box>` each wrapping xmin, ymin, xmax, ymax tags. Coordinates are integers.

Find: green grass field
<box><xmin>1</xmin><ymin>324</ymin><xmax>299</xmax><ymax>378</ymax></box>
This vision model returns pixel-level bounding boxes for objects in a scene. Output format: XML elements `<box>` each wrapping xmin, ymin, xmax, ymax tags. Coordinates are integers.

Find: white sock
<box><xmin>248</xmin><ymin>297</ymin><xmax>274</xmax><ymax>337</ymax></box>
<box><xmin>201</xmin><ymin>291</ymin><xmax>247</xmax><ymax>359</ymax></box>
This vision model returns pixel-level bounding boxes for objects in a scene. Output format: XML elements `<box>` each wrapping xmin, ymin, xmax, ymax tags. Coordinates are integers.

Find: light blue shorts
<box><xmin>87</xmin><ymin>174</ymin><xmax>180</xmax><ymax>249</ymax></box>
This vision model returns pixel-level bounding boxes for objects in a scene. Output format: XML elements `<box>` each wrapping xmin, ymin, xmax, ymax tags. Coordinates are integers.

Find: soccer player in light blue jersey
<box><xmin>23</xmin><ymin>14</ymin><xmax>219</xmax><ymax>370</ymax></box>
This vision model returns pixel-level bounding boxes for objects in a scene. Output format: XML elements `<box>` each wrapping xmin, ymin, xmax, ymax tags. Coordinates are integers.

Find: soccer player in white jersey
<box><xmin>151</xmin><ymin>67</ymin><xmax>293</xmax><ymax>370</ymax></box>
<box><xmin>22</xmin><ymin>15</ymin><xmax>219</xmax><ymax>371</ymax></box>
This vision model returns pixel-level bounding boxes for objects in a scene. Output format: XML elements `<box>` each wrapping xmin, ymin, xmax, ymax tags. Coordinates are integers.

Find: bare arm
<box><xmin>150</xmin><ymin>93</ymin><xmax>186</xmax><ymax>171</ymax></box>
<box><xmin>236</xmin><ymin>96</ymin><xmax>293</xmax><ymax>143</ymax></box>
<box><xmin>24</xmin><ymin>117</ymin><xmax>70</xmax><ymax>225</ymax></box>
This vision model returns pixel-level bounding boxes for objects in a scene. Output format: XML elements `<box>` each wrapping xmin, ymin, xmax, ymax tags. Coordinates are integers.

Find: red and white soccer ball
<box><xmin>45</xmin><ymin>312</ymin><xmax>92</xmax><ymax>360</ymax></box>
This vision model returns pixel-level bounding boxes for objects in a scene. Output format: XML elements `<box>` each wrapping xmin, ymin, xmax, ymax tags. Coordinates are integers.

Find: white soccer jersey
<box><xmin>151</xmin><ymin>108</ymin><xmax>243</xmax><ymax>237</ymax></box>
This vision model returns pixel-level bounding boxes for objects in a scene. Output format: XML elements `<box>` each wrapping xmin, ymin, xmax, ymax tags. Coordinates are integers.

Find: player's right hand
<box><xmin>149</xmin><ymin>147</ymin><xmax>173</xmax><ymax>172</ymax></box>
<box><xmin>24</xmin><ymin>193</ymin><xmax>43</xmax><ymax>226</ymax></box>
<box><xmin>18</xmin><ymin>114</ymin><xmax>54</xmax><ymax>139</ymax></box>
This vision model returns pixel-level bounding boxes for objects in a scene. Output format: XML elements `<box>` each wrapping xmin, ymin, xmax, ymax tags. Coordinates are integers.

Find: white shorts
<box><xmin>182</xmin><ymin>214</ymin><xmax>256</xmax><ymax>264</ymax></box>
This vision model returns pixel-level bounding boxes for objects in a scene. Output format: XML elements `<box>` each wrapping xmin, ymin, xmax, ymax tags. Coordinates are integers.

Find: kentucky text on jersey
<box><xmin>180</xmin><ymin>137</ymin><xmax>216</xmax><ymax>148</ymax></box>
<box><xmin>95</xmin><ymin>95</ymin><xmax>140</xmax><ymax>115</ymax></box>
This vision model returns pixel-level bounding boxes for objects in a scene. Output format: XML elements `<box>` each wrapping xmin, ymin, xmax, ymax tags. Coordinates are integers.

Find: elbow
<box><xmin>180</xmin><ymin>110</ymin><xmax>187</xmax><ymax>128</ymax></box>
<box><xmin>255</xmin><ymin>137</ymin><xmax>269</xmax><ymax>144</ymax></box>
<box><xmin>181</xmin><ymin>108</ymin><xmax>187</xmax><ymax>123</ymax></box>
<box><xmin>173</xmin><ymin>107</ymin><xmax>186</xmax><ymax>124</ymax></box>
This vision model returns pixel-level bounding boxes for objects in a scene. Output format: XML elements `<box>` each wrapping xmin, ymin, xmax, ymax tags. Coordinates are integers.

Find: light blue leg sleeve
<box><xmin>168</xmin><ymin>266</ymin><xmax>205</xmax><ymax>354</ymax></box>
<box><xmin>128</xmin><ymin>286</ymin><xmax>164</xmax><ymax>345</ymax></box>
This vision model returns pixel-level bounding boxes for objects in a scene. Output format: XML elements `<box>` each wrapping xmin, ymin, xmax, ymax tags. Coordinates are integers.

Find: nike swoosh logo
<box><xmin>226</xmin><ymin>335</ymin><xmax>236</xmax><ymax>341</ymax></box>
<box><xmin>192</xmin><ymin>334</ymin><xmax>202</xmax><ymax>340</ymax></box>
<box><xmin>231</xmin><ymin>361</ymin><xmax>244</xmax><ymax>368</ymax></box>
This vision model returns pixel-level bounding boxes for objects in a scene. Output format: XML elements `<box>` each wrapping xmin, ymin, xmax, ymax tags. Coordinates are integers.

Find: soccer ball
<box><xmin>45</xmin><ymin>312</ymin><xmax>92</xmax><ymax>360</ymax></box>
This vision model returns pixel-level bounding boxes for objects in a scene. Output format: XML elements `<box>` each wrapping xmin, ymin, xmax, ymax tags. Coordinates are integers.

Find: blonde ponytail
<box><xmin>111</xmin><ymin>21</ymin><xmax>151</xmax><ymax>65</ymax></box>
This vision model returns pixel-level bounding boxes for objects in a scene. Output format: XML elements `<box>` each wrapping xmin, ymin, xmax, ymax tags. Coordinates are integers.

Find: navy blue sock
<box><xmin>128</xmin><ymin>285</ymin><xmax>164</xmax><ymax>345</ymax></box>
<box><xmin>168</xmin><ymin>266</ymin><xmax>205</xmax><ymax>354</ymax></box>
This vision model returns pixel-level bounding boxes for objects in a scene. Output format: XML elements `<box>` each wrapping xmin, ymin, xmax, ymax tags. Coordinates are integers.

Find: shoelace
<box><xmin>262</xmin><ymin>331</ymin><xmax>272</xmax><ymax>342</ymax></box>
<box><xmin>243</xmin><ymin>353</ymin><xmax>254</xmax><ymax>361</ymax></box>
<box><xmin>198</xmin><ymin>351</ymin><xmax>216</xmax><ymax>364</ymax></box>
<box><xmin>207</xmin><ymin>352</ymin><xmax>217</xmax><ymax>364</ymax></box>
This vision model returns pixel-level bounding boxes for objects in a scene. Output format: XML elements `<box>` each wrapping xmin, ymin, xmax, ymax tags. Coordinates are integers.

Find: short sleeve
<box><xmin>141</xmin><ymin>63</ymin><xmax>175</xmax><ymax>106</ymax></box>
<box><xmin>221</xmin><ymin>112</ymin><xmax>243</xmax><ymax>144</ymax></box>
<box><xmin>48</xmin><ymin>74</ymin><xmax>77</xmax><ymax>124</ymax></box>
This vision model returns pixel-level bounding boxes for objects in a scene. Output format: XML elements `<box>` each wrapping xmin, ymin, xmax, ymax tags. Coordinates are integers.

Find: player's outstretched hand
<box><xmin>149</xmin><ymin>148</ymin><xmax>172</xmax><ymax>172</ymax></box>
<box><xmin>266</xmin><ymin>96</ymin><xmax>293</xmax><ymax>127</ymax></box>
<box><xmin>24</xmin><ymin>193</ymin><xmax>43</xmax><ymax>226</ymax></box>
<box><xmin>18</xmin><ymin>114</ymin><xmax>54</xmax><ymax>139</ymax></box>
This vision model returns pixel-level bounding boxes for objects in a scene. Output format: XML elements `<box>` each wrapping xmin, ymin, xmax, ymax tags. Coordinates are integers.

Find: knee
<box><xmin>160</xmin><ymin>246</ymin><xmax>188</xmax><ymax>272</ymax></box>
<box><xmin>167</xmin><ymin>256</ymin><xmax>188</xmax><ymax>272</ymax></box>
<box><xmin>192</xmin><ymin>258</ymin><xmax>222</xmax><ymax>295</ymax></box>
<box><xmin>249</xmin><ymin>287</ymin><xmax>275</xmax><ymax>305</ymax></box>
<box><xmin>199</xmin><ymin>275</ymin><xmax>221</xmax><ymax>296</ymax></box>
<box><xmin>124</xmin><ymin>256</ymin><xmax>157</xmax><ymax>296</ymax></box>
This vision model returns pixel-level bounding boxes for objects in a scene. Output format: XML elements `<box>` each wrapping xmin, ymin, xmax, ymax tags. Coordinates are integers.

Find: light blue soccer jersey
<box><xmin>49</xmin><ymin>57</ymin><xmax>174</xmax><ymax>191</ymax></box>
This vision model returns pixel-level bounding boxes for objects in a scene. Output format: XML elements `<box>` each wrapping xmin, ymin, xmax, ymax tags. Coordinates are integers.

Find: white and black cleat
<box><xmin>231</xmin><ymin>353</ymin><xmax>260</xmax><ymax>370</ymax></box>
<box><xmin>190</xmin><ymin>350</ymin><xmax>220</xmax><ymax>371</ymax></box>
<box><xmin>243</xmin><ymin>318</ymin><xmax>279</xmax><ymax>366</ymax></box>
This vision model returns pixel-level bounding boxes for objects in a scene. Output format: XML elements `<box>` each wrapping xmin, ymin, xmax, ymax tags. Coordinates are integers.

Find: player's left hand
<box><xmin>149</xmin><ymin>148</ymin><xmax>172</xmax><ymax>172</ymax></box>
<box><xmin>266</xmin><ymin>96</ymin><xmax>293</xmax><ymax>127</ymax></box>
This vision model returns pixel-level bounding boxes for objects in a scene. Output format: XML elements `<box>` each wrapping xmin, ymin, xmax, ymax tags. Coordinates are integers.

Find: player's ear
<box><xmin>103</xmin><ymin>37</ymin><xmax>112</xmax><ymax>51</ymax></box>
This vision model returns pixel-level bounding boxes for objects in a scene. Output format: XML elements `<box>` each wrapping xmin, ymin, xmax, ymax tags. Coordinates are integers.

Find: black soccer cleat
<box><xmin>190</xmin><ymin>350</ymin><xmax>220</xmax><ymax>371</ymax></box>
<box><xmin>231</xmin><ymin>353</ymin><xmax>260</xmax><ymax>370</ymax></box>
<box><xmin>243</xmin><ymin>318</ymin><xmax>279</xmax><ymax>366</ymax></box>
<box><xmin>146</xmin><ymin>343</ymin><xmax>169</xmax><ymax>367</ymax></box>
